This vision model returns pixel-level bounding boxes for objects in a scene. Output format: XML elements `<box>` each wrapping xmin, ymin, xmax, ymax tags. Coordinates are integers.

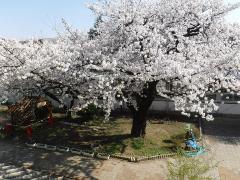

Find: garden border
<box><xmin>25</xmin><ymin>142</ymin><xmax>197</xmax><ymax>163</ymax></box>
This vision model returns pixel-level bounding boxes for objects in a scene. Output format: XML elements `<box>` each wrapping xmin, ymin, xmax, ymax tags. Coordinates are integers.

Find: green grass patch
<box><xmin>31</xmin><ymin>117</ymin><xmax>199</xmax><ymax>156</ymax></box>
<box><xmin>0</xmin><ymin>107</ymin><xmax>200</xmax><ymax>157</ymax></box>
<box><xmin>99</xmin><ymin>142</ymin><xmax>124</xmax><ymax>154</ymax></box>
<box><xmin>131</xmin><ymin>138</ymin><xmax>144</xmax><ymax>150</ymax></box>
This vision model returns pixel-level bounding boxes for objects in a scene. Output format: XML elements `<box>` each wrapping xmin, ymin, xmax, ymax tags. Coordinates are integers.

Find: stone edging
<box><xmin>26</xmin><ymin>143</ymin><xmax>196</xmax><ymax>162</ymax></box>
<box><xmin>135</xmin><ymin>153</ymin><xmax>178</xmax><ymax>162</ymax></box>
<box><xmin>110</xmin><ymin>152</ymin><xmax>180</xmax><ymax>162</ymax></box>
<box><xmin>26</xmin><ymin>143</ymin><xmax>110</xmax><ymax>160</ymax></box>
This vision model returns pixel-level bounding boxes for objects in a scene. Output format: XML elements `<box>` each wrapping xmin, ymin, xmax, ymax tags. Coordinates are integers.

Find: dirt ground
<box><xmin>1</xmin><ymin>107</ymin><xmax>240</xmax><ymax>179</ymax></box>
<box><xmin>1</xmin><ymin>119</ymin><xmax>239</xmax><ymax>180</ymax></box>
<box><xmin>0</xmin><ymin>107</ymin><xmax>196</xmax><ymax>179</ymax></box>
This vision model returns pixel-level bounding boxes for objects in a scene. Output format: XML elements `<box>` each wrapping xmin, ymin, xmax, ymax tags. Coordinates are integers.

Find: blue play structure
<box><xmin>184</xmin><ymin>125</ymin><xmax>206</xmax><ymax>157</ymax></box>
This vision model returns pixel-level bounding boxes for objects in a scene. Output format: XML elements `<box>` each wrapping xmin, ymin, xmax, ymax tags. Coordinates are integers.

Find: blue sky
<box><xmin>0</xmin><ymin>0</ymin><xmax>96</xmax><ymax>39</ymax></box>
<box><xmin>0</xmin><ymin>0</ymin><xmax>239</xmax><ymax>39</ymax></box>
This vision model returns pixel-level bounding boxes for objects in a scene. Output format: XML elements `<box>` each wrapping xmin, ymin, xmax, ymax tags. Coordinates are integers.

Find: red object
<box><xmin>4</xmin><ymin>123</ymin><xmax>13</xmax><ymax>135</ymax></box>
<box><xmin>26</xmin><ymin>126</ymin><xmax>33</xmax><ymax>138</ymax></box>
<box><xmin>47</xmin><ymin>114</ymin><xmax>54</xmax><ymax>125</ymax></box>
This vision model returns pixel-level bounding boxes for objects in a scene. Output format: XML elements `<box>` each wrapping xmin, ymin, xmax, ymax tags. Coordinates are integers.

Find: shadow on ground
<box><xmin>203</xmin><ymin>117</ymin><xmax>240</xmax><ymax>144</ymax></box>
<box><xmin>0</xmin><ymin>140</ymin><xmax>103</xmax><ymax>179</ymax></box>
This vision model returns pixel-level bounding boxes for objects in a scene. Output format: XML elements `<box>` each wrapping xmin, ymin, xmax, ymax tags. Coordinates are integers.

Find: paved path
<box><xmin>0</xmin><ymin>141</ymin><xmax>103</xmax><ymax>179</ymax></box>
<box><xmin>0</xmin><ymin>141</ymin><xmax>168</xmax><ymax>179</ymax></box>
<box><xmin>95</xmin><ymin>159</ymin><xmax>167</xmax><ymax>180</ymax></box>
<box><xmin>0</xmin><ymin>162</ymin><xmax>59</xmax><ymax>180</ymax></box>
<box><xmin>204</xmin><ymin>117</ymin><xmax>240</xmax><ymax>180</ymax></box>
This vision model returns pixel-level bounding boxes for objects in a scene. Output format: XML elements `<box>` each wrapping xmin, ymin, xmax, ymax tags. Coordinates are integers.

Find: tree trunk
<box><xmin>128</xmin><ymin>81</ymin><xmax>158</xmax><ymax>138</ymax></box>
<box><xmin>131</xmin><ymin>110</ymin><xmax>147</xmax><ymax>137</ymax></box>
<box><xmin>66</xmin><ymin>98</ymin><xmax>75</xmax><ymax>119</ymax></box>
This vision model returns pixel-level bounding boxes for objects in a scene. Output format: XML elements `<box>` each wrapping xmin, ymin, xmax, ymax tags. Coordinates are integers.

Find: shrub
<box><xmin>77</xmin><ymin>103</ymin><xmax>104</xmax><ymax>120</ymax></box>
<box><xmin>167</xmin><ymin>157</ymin><xmax>216</xmax><ymax>180</ymax></box>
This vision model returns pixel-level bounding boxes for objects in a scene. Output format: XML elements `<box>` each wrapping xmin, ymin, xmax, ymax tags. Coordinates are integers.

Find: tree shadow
<box><xmin>0</xmin><ymin>140</ymin><xmax>103</xmax><ymax>179</ymax></box>
<box><xmin>203</xmin><ymin>116</ymin><xmax>240</xmax><ymax>144</ymax></box>
<box><xmin>83</xmin><ymin>134</ymin><xmax>131</xmax><ymax>143</ymax></box>
<box><xmin>82</xmin><ymin>134</ymin><xmax>131</xmax><ymax>154</ymax></box>
<box><xmin>27</xmin><ymin>118</ymin><xmax>132</xmax><ymax>151</ymax></box>
<box><xmin>203</xmin><ymin>117</ymin><xmax>240</xmax><ymax>137</ymax></box>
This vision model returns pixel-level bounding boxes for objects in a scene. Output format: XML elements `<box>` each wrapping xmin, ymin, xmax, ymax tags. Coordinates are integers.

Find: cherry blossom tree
<box><xmin>0</xmin><ymin>0</ymin><xmax>240</xmax><ymax>137</ymax></box>
<box><xmin>0</xmin><ymin>38</ymin><xmax>66</xmax><ymax>104</ymax></box>
<box><xmin>86</xmin><ymin>0</ymin><xmax>240</xmax><ymax>137</ymax></box>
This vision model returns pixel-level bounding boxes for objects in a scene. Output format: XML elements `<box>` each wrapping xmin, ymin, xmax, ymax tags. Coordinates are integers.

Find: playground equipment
<box><xmin>184</xmin><ymin>124</ymin><xmax>205</xmax><ymax>157</ymax></box>
<box><xmin>8</xmin><ymin>96</ymin><xmax>52</xmax><ymax>125</ymax></box>
<box><xmin>6</xmin><ymin>96</ymin><xmax>53</xmax><ymax>138</ymax></box>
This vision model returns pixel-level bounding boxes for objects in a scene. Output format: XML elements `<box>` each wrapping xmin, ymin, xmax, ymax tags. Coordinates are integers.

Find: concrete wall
<box><xmin>215</xmin><ymin>102</ymin><xmax>240</xmax><ymax>115</ymax></box>
<box><xmin>114</xmin><ymin>99</ymin><xmax>240</xmax><ymax>116</ymax></box>
<box><xmin>6</xmin><ymin>94</ymin><xmax>240</xmax><ymax>116</ymax></box>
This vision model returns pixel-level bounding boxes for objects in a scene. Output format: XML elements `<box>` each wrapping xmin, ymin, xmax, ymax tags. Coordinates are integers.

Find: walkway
<box><xmin>0</xmin><ymin>140</ymin><xmax>168</xmax><ymax>179</ymax></box>
<box><xmin>0</xmin><ymin>162</ymin><xmax>60</xmax><ymax>179</ymax></box>
<box><xmin>204</xmin><ymin>117</ymin><xmax>240</xmax><ymax>180</ymax></box>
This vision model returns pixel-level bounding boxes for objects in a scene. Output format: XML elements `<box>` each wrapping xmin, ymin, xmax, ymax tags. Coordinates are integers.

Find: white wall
<box><xmin>114</xmin><ymin>100</ymin><xmax>240</xmax><ymax>115</ymax></box>
<box><xmin>149</xmin><ymin>100</ymin><xmax>175</xmax><ymax>111</ymax></box>
<box><xmin>8</xmin><ymin>95</ymin><xmax>240</xmax><ymax>115</ymax></box>
<box><xmin>215</xmin><ymin>102</ymin><xmax>240</xmax><ymax>115</ymax></box>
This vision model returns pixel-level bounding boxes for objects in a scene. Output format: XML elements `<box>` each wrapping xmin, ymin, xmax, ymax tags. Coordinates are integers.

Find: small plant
<box><xmin>170</xmin><ymin>133</ymin><xmax>185</xmax><ymax>150</ymax></box>
<box><xmin>0</xmin><ymin>130</ymin><xmax>5</xmax><ymax>139</ymax></box>
<box><xmin>100</xmin><ymin>142</ymin><xmax>123</xmax><ymax>154</ymax></box>
<box><xmin>131</xmin><ymin>138</ymin><xmax>144</xmax><ymax>150</ymax></box>
<box><xmin>77</xmin><ymin>103</ymin><xmax>104</xmax><ymax>120</ymax></box>
<box><xmin>167</xmin><ymin>157</ymin><xmax>217</xmax><ymax>180</ymax></box>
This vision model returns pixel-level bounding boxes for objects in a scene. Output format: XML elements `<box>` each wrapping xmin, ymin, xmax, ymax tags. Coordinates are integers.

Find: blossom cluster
<box><xmin>0</xmin><ymin>0</ymin><xmax>239</xmax><ymax>121</ymax></box>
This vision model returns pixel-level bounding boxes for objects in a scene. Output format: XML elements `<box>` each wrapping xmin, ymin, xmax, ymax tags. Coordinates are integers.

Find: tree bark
<box><xmin>66</xmin><ymin>98</ymin><xmax>75</xmax><ymax>119</ymax></box>
<box><xmin>131</xmin><ymin>110</ymin><xmax>148</xmax><ymax>137</ymax></box>
<box><xmin>128</xmin><ymin>81</ymin><xmax>158</xmax><ymax>137</ymax></box>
